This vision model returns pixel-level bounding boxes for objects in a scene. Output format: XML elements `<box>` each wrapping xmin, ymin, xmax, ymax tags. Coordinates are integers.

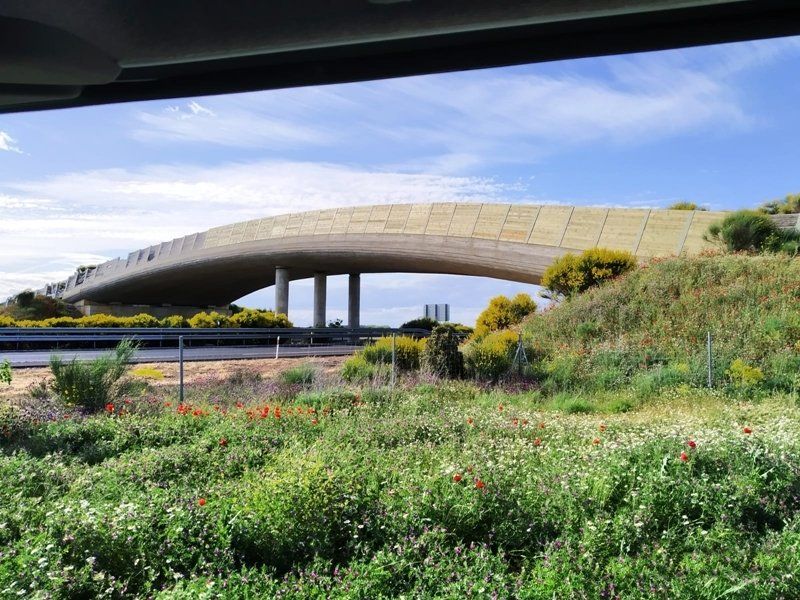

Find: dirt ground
<box><xmin>0</xmin><ymin>355</ymin><xmax>347</xmax><ymax>401</ymax></box>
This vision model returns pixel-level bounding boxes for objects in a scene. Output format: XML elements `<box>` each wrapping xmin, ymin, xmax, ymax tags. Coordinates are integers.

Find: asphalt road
<box><xmin>1</xmin><ymin>345</ymin><xmax>359</xmax><ymax>367</ymax></box>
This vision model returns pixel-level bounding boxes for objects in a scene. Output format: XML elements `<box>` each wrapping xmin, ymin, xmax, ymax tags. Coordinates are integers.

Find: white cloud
<box><xmin>133</xmin><ymin>99</ymin><xmax>329</xmax><ymax>148</ymax></box>
<box><xmin>0</xmin><ymin>131</ymin><xmax>22</xmax><ymax>153</ymax></box>
<box><xmin>0</xmin><ymin>159</ymin><xmax>528</xmax><ymax>298</ymax></box>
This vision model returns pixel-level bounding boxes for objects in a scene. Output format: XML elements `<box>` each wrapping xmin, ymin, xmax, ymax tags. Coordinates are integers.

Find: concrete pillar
<box><xmin>348</xmin><ymin>273</ymin><xmax>360</xmax><ymax>328</ymax></box>
<box><xmin>313</xmin><ymin>272</ymin><xmax>327</xmax><ymax>328</ymax></box>
<box><xmin>275</xmin><ymin>267</ymin><xmax>289</xmax><ymax>317</ymax></box>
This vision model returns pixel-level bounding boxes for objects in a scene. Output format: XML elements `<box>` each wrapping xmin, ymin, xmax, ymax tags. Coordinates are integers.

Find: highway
<box><xmin>1</xmin><ymin>345</ymin><xmax>359</xmax><ymax>368</ymax></box>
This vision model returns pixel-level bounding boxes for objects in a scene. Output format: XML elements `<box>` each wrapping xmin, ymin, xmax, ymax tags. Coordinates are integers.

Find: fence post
<box><xmin>275</xmin><ymin>336</ymin><xmax>280</xmax><ymax>360</ymax></box>
<box><xmin>178</xmin><ymin>335</ymin><xmax>184</xmax><ymax>404</ymax></box>
<box><xmin>706</xmin><ymin>331</ymin><xmax>713</xmax><ymax>388</ymax></box>
<box><xmin>391</xmin><ymin>332</ymin><xmax>397</xmax><ymax>388</ymax></box>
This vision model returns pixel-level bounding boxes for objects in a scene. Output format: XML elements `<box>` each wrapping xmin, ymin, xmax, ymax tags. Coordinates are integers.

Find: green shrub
<box><xmin>279</xmin><ymin>363</ymin><xmax>316</xmax><ymax>385</ymax></box>
<box><xmin>0</xmin><ymin>359</ymin><xmax>11</xmax><ymax>385</ymax></box>
<box><xmin>341</xmin><ymin>355</ymin><xmax>375</xmax><ymax>383</ymax></box>
<box><xmin>759</xmin><ymin>192</ymin><xmax>800</xmax><ymax>215</ymax></box>
<box><xmin>40</xmin><ymin>316</ymin><xmax>79</xmax><ymax>327</ymax></box>
<box><xmin>462</xmin><ymin>329</ymin><xmax>517</xmax><ymax>381</ymax></box>
<box><xmin>160</xmin><ymin>315</ymin><xmax>188</xmax><ymax>328</ymax></box>
<box><xmin>539</xmin><ymin>353</ymin><xmax>582</xmax><ymax>394</ymax></box>
<box><xmin>187</xmin><ymin>311</ymin><xmax>231</xmax><ymax>328</ymax></box>
<box><xmin>726</xmin><ymin>359</ymin><xmax>765</xmax><ymax>388</ymax></box>
<box><xmin>667</xmin><ymin>201</ymin><xmax>707</xmax><ymax>211</ymax></box>
<box><xmin>421</xmin><ymin>324</ymin><xmax>464</xmax><ymax>379</ymax></box>
<box><xmin>400</xmin><ymin>317</ymin><xmax>438</xmax><ymax>331</ymax></box>
<box><xmin>361</xmin><ymin>336</ymin><xmax>426</xmax><ymax>371</ymax></box>
<box><xmin>705</xmin><ymin>210</ymin><xmax>799</xmax><ymax>254</ymax></box>
<box><xmin>474</xmin><ymin>293</ymin><xmax>536</xmax><ymax>339</ymax></box>
<box><xmin>49</xmin><ymin>339</ymin><xmax>137</xmax><ymax>411</ymax></box>
<box><xmin>541</xmin><ymin>247</ymin><xmax>637</xmax><ymax>298</ymax></box>
<box><xmin>127</xmin><ymin>313</ymin><xmax>161</xmax><ymax>328</ymax></box>
<box><xmin>230</xmin><ymin>308</ymin><xmax>292</xmax><ymax>328</ymax></box>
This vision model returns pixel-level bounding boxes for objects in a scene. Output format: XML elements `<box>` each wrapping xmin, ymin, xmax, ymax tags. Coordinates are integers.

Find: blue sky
<box><xmin>1</xmin><ymin>36</ymin><xmax>799</xmax><ymax>326</ymax></box>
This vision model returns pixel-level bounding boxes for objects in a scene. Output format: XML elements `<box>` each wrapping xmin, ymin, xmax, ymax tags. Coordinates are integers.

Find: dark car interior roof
<box><xmin>2</xmin><ymin>0</ymin><xmax>800</xmax><ymax>113</ymax></box>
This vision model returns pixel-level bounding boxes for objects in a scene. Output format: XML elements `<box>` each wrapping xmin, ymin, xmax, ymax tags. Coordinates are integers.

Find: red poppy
<box><xmin>124</xmin><ymin>399</ymin><xmax>132</xmax><ymax>405</ymax></box>
<box><xmin>198</xmin><ymin>498</ymin><xmax>206</xmax><ymax>507</ymax></box>
<box><xmin>592</xmin><ymin>438</ymin><xmax>601</xmax><ymax>445</ymax></box>
<box><xmin>512</xmin><ymin>419</ymin><xmax>519</xmax><ymax>426</ymax></box>
<box><xmin>475</xmin><ymin>479</ymin><xmax>486</xmax><ymax>490</ymax></box>
<box><xmin>235</xmin><ymin>401</ymin><xmax>244</xmax><ymax>409</ymax></box>
<box><xmin>743</xmin><ymin>426</ymin><xmax>753</xmax><ymax>434</ymax></box>
<box><xmin>498</xmin><ymin>404</ymin><xmax>504</xmax><ymax>412</ymax></box>
<box><xmin>522</xmin><ymin>419</ymin><xmax>529</xmax><ymax>426</ymax></box>
<box><xmin>680</xmin><ymin>451</ymin><xmax>689</xmax><ymax>462</ymax></box>
<box><xmin>538</xmin><ymin>422</ymin><xmax>546</xmax><ymax>429</ymax></box>
<box><xmin>219</xmin><ymin>438</ymin><xmax>228</xmax><ymax>447</ymax></box>
<box><xmin>533</xmin><ymin>438</ymin><xmax>542</xmax><ymax>447</ymax></box>
<box><xmin>598</xmin><ymin>423</ymin><xmax>607</xmax><ymax>433</ymax></box>
<box><xmin>687</xmin><ymin>440</ymin><xmax>697</xmax><ymax>449</ymax></box>
<box><xmin>105</xmin><ymin>403</ymin><xmax>114</xmax><ymax>414</ymax></box>
<box><xmin>311</xmin><ymin>418</ymin><xmax>319</xmax><ymax>425</ymax></box>
<box><xmin>164</xmin><ymin>402</ymin><xmax>172</xmax><ymax>408</ymax></box>
<box><xmin>453</xmin><ymin>473</ymin><xmax>462</xmax><ymax>483</ymax></box>
<box><xmin>467</xmin><ymin>417</ymin><xmax>474</xmax><ymax>426</ymax></box>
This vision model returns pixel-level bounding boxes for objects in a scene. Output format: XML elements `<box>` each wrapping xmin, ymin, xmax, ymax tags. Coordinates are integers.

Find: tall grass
<box><xmin>49</xmin><ymin>339</ymin><xmax>137</xmax><ymax>411</ymax></box>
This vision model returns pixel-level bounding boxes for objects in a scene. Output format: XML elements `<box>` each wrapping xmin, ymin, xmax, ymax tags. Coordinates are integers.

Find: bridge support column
<box><xmin>348</xmin><ymin>273</ymin><xmax>360</xmax><ymax>328</ymax></box>
<box><xmin>313</xmin><ymin>272</ymin><xmax>327</xmax><ymax>328</ymax></box>
<box><xmin>275</xmin><ymin>267</ymin><xmax>289</xmax><ymax>317</ymax></box>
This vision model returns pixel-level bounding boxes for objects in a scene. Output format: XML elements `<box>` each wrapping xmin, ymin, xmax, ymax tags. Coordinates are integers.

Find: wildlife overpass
<box><xmin>37</xmin><ymin>203</ymin><xmax>797</xmax><ymax>326</ymax></box>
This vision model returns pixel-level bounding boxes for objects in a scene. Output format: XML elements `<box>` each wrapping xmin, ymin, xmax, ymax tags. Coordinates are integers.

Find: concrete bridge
<box><xmin>37</xmin><ymin>203</ymin><xmax>798</xmax><ymax>326</ymax></box>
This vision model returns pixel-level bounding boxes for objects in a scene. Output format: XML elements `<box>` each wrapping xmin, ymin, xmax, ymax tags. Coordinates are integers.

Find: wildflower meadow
<box><xmin>1</xmin><ymin>376</ymin><xmax>798</xmax><ymax>598</ymax></box>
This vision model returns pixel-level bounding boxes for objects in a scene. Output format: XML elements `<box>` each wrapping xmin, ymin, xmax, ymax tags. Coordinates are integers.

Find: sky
<box><xmin>1</xmin><ymin>36</ymin><xmax>800</xmax><ymax>326</ymax></box>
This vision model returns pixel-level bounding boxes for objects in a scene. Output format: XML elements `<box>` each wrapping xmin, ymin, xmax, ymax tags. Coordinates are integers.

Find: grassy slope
<box><xmin>523</xmin><ymin>253</ymin><xmax>800</xmax><ymax>392</ymax></box>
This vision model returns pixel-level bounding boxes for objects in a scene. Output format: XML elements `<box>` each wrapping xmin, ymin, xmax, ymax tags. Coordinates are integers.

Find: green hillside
<box><xmin>523</xmin><ymin>253</ymin><xmax>800</xmax><ymax>395</ymax></box>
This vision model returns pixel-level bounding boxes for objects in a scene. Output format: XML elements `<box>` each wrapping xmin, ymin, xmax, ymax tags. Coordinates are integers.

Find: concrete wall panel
<box><xmin>314</xmin><ymin>209</ymin><xmax>337</xmax><ymax>235</ymax></box>
<box><xmin>448</xmin><ymin>203</ymin><xmax>481</xmax><ymax>237</ymax></box>
<box><xmin>501</xmin><ymin>205</ymin><xmax>538</xmax><ymax>242</ymax></box>
<box><xmin>425</xmin><ymin>203</ymin><xmax>456</xmax><ymax>236</ymax></box>
<box><xmin>637</xmin><ymin>211</ymin><xmax>692</xmax><ymax>257</ymax></box>
<box><xmin>681</xmin><ymin>211</ymin><xmax>725</xmax><ymax>255</ymax></box>
<box><xmin>330</xmin><ymin>207</ymin><xmax>353</xmax><ymax>234</ymax></box>
<box><xmin>473</xmin><ymin>204</ymin><xmax>509</xmax><ymax>240</ymax></box>
<box><xmin>404</xmin><ymin>204</ymin><xmax>432</xmax><ymax>234</ymax></box>
<box><xmin>284</xmin><ymin>212</ymin><xmax>304</xmax><ymax>237</ymax></box>
<box><xmin>366</xmin><ymin>204</ymin><xmax>391</xmax><ymax>233</ymax></box>
<box><xmin>385</xmin><ymin>204</ymin><xmax>412</xmax><ymax>233</ymax></box>
<box><xmin>347</xmin><ymin>206</ymin><xmax>372</xmax><ymax>234</ymax></box>
<box><xmin>299</xmin><ymin>211</ymin><xmax>319</xmax><ymax>236</ymax></box>
<box><xmin>561</xmin><ymin>207</ymin><xmax>608</xmax><ymax>250</ymax></box>
<box><xmin>255</xmin><ymin>217</ymin><xmax>275</xmax><ymax>240</ymax></box>
<box><xmin>597</xmin><ymin>209</ymin><xmax>649</xmax><ymax>252</ymax></box>
<box><xmin>531</xmin><ymin>205</ymin><xmax>573</xmax><ymax>246</ymax></box>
